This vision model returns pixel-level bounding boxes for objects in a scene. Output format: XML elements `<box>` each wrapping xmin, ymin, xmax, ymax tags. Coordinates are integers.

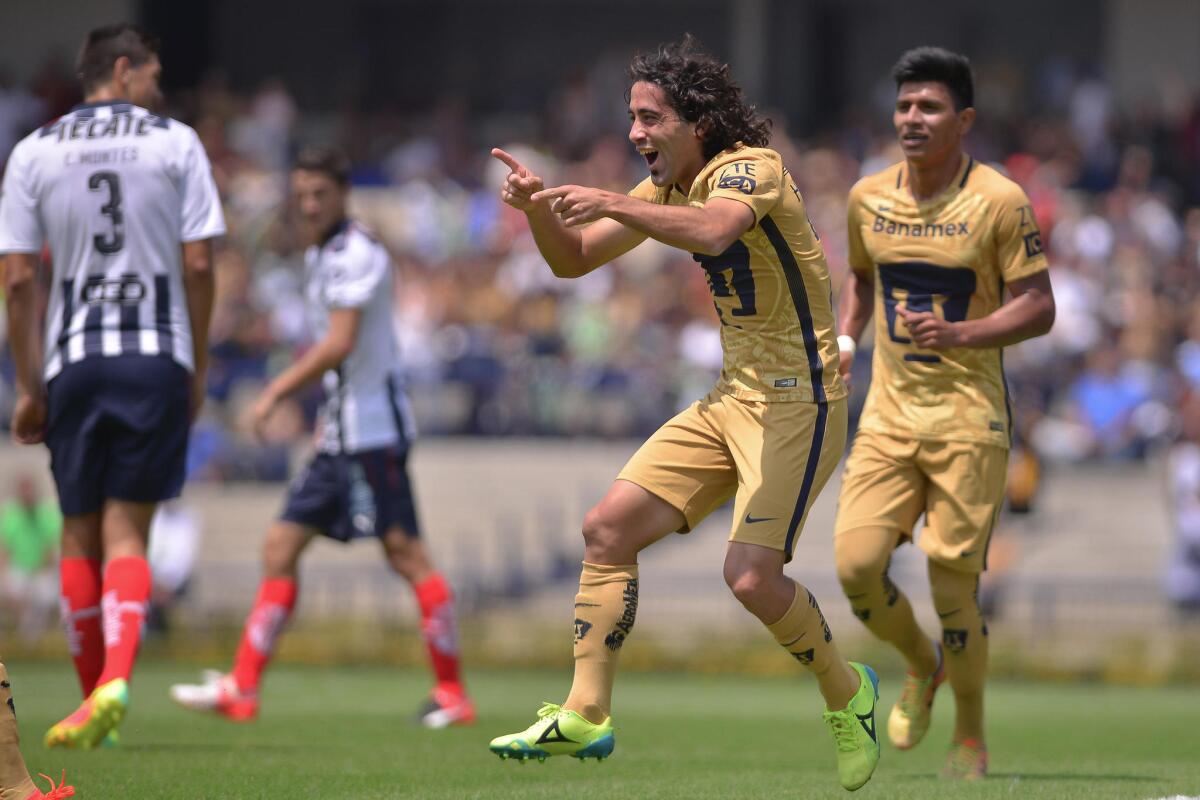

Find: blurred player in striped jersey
<box><xmin>169</xmin><ymin>147</ymin><xmax>473</xmax><ymax>729</ymax></box>
<box><xmin>0</xmin><ymin>23</ymin><xmax>224</xmax><ymax>750</ymax></box>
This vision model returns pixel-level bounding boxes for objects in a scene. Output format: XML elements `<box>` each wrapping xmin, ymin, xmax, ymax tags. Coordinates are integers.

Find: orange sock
<box><xmin>414</xmin><ymin>573</ymin><xmax>463</xmax><ymax>696</ymax></box>
<box><xmin>59</xmin><ymin>558</ymin><xmax>103</xmax><ymax>698</ymax></box>
<box><xmin>94</xmin><ymin>557</ymin><xmax>151</xmax><ymax>687</ymax></box>
<box><xmin>231</xmin><ymin>577</ymin><xmax>297</xmax><ymax>693</ymax></box>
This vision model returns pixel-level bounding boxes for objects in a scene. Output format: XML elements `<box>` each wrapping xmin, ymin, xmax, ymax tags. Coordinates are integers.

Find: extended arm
<box><xmin>532</xmin><ymin>185</ymin><xmax>754</xmax><ymax>257</ymax></box>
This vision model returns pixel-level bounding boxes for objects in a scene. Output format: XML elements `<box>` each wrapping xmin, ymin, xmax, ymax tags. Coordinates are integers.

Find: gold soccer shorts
<box><xmin>617</xmin><ymin>390</ymin><xmax>847</xmax><ymax>562</ymax></box>
<box><xmin>834</xmin><ymin>429</ymin><xmax>1009</xmax><ymax>573</ymax></box>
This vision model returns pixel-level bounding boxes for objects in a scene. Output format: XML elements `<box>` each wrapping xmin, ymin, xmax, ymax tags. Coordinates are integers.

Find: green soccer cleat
<box><xmin>489</xmin><ymin>702</ymin><xmax>614</xmax><ymax>763</ymax></box>
<box><xmin>888</xmin><ymin>642</ymin><xmax>945</xmax><ymax>750</ymax></box>
<box><xmin>43</xmin><ymin>678</ymin><xmax>129</xmax><ymax>750</ymax></box>
<box><xmin>822</xmin><ymin>662</ymin><xmax>881</xmax><ymax>792</ymax></box>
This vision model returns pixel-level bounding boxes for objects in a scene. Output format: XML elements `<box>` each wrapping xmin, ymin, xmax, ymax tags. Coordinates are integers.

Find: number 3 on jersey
<box><xmin>878</xmin><ymin>262</ymin><xmax>975</xmax><ymax>349</ymax></box>
<box><xmin>696</xmin><ymin>240</ymin><xmax>756</xmax><ymax>323</ymax></box>
<box><xmin>89</xmin><ymin>171</ymin><xmax>124</xmax><ymax>254</ymax></box>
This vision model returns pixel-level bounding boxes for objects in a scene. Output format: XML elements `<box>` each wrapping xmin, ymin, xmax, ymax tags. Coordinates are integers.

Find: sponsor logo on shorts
<box><xmin>774</xmin><ymin>377</ymin><xmax>798</xmax><ymax>388</ymax></box>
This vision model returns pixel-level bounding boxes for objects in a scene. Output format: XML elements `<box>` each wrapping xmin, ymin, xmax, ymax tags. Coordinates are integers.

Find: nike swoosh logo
<box><xmin>937</xmin><ymin>608</ymin><xmax>962</xmax><ymax>619</ymax></box>
<box><xmin>960</xmin><ymin>550</ymin><xmax>978</xmax><ymax>557</ymax></box>
<box><xmin>744</xmin><ymin>514</ymin><xmax>778</xmax><ymax>524</ymax></box>
<box><xmin>857</xmin><ymin>712</ymin><xmax>877</xmax><ymax>743</ymax></box>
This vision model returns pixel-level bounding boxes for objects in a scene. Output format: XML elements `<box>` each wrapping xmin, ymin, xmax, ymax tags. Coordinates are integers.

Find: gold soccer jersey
<box><xmin>847</xmin><ymin>156</ymin><xmax>1048</xmax><ymax>448</ymax></box>
<box><xmin>630</xmin><ymin>146</ymin><xmax>846</xmax><ymax>405</ymax></box>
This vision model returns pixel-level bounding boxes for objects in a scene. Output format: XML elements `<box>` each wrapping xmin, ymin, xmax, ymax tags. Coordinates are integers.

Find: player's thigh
<box><xmin>834</xmin><ymin>430</ymin><xmax>926</xmax><ymax>544</ymax></box>
<box><xmin>104</xmin><ymin>356</ymin><xmax>191</xmax><ymax>507</ymax></box>
<box><xmin>614</xmin><ymin>393</ymin><xmax>736</xmax><ymax>535</ymax></box>
<box><xmin>919</xmin><ymin>442</ymin><xmax>1008</xmax><ymax>573</ymax></box>
<box><xmin>583</xmin><ymin>479</ymin><xmax>691</xmax><ymax>561</ymax></box>
<box><xmin>727</xmin><ymin>396</ymin><xmax>848</xmax><ymax>563</ymax></box>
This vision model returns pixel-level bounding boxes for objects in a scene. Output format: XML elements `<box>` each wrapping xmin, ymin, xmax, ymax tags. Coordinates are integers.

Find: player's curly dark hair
<box><xmin>627</xmin><ymin>35</ymin><xmax>771</xmax><ymax>161</ymax></box>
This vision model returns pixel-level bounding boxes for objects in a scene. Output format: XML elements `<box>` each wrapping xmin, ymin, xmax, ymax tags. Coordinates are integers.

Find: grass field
<box><xmin>12</xmin><ymin>660</ymin><xmax>1200</xmax><ymax>799</ymax></box>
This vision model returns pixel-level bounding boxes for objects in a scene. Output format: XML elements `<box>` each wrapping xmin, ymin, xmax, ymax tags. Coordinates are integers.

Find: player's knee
<box><xmin>581</xmin><ymin>504</ymin><xmax>627</xmax><ymax>561</ymax></box>
<box><xmin>723</xmin><ymin>564</ymin><xmax>769</xmax><ymax>609</ymax></box>
<box><xmin>835</xmin><ymin>550</ymin><xmax>883</xmax><ymax>596</ymax></box>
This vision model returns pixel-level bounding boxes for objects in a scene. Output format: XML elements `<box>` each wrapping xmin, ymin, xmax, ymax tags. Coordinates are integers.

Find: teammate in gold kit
<box><xmin>489</xmin><ymin>37</ymin><xmax>881</xmax><ymax>791</ymax></box>
<box><xmin>834</xmin><ymin>47</ymin><xmax>1055</xmax><ymax>779</ymax></box>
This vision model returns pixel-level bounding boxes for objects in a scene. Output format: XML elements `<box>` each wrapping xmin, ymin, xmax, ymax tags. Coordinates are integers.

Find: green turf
<box><xmin>11</xmin><ymin>660</ymin><xmax>1200</xmax><ymax>799</ymax></box>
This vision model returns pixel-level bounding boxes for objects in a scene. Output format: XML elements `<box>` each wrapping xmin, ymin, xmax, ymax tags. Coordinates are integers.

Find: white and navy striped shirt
<box><xmin>0</xmin><ymin>100</ymin><xmax>225</xmax><ymax>380</ymax></box>
<box><xmin>307</xmin><ymin>221</ymin><xmax>416</xmax><ymax>454</ymax></box>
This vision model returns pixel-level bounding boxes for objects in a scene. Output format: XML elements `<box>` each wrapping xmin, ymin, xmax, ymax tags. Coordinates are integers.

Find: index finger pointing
<box><xmin>491</xmin><ymin>148</ymin><xmax>527</xmax><ymax>176</ymax></box>
<box><xmin>530</xmin><ymin>186</ymin><xmax>568</xmax><ymax>204</ymax></box>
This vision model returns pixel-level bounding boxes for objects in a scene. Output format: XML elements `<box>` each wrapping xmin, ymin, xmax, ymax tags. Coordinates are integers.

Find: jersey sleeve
<box><xmin>703</xmin><ymin>151</ymin><xmax>781</xmax><ymax>223</ymax></box>
<box><xmin>325</xmin><ymin>242</ymin><xmax>388</xmax><ymax>309</ymax></box>
<box><xmin>993</xmin><ymin>184</ymin><xmax>1048</xmax><ymax>283</ymax></box>
<box><xmin>845</xmin><ymin>182</ymin><xmax>872</xmax><ymax>276</ymax></box>
<box><xmin>0</xmin><ymin>144</ymin><xmax>43</xmax><ymax>253</ymax></box>
<box><xmin>179</xmin><ymin>128</ymin><xmax>227</xmax><ymax>243</ymax></box>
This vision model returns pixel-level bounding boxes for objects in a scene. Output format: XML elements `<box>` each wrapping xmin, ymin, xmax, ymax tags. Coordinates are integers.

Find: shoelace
<box><xmin>536</xmin><ymin>702</ymin><xmax>565</xmax><ymax>720</ymax></box>
<box><xmin>823</xmin><ymin>711</ymin><xmax>859</xmax><ymax>753</ymax></box>
<box><xmin>36</xmin><ymin>772</ymin><xmax>76</xmax><ymax>799</ymax></box>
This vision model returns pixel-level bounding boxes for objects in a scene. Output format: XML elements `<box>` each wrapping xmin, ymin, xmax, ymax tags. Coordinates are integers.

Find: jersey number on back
<box><xmin>695</xmin><ymin>240</ymin><xmax>756</xmax><ymax>323</ymax></box>
<box><xmin>878</xmin><ymin>262</ymin><xmax>976</xmax><ymax>362</ymax></box>
<box><xmin>88</xmin><ymin>171</ymin><xmax>124</xmax><ymax>254</ymax></box>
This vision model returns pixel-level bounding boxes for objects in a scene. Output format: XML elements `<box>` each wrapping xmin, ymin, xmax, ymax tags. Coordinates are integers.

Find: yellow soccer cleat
<box><xmin>822</xmin><ymin>662</ymin><xmax>881</xmax><ymax>791</ymax></box>
<box><xmin>888</xmin><ymin>642</ymin><xmax>945</xmax><ymax>750</ymax></box>
<box><xmin>43</xmin><ymin>678</ymin><xmax>128</xmax><ymax>750</ymax></box>
<box><xmin>489</xmin><ymin>702</ymin><xmax>614</xmax><ymax>763</ymax></box>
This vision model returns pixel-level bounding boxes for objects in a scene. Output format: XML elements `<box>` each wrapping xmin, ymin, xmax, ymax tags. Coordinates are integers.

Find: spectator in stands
<box><xmin>0</xmin><ymin>473</ymin><xmax>61</xmax><ymax>642</ymax></box>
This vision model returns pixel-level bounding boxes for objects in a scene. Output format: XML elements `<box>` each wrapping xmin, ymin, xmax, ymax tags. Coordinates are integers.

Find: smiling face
<box><xmin>627</xmin><ymin>80</ymin><xmax>707</xmax><ymax>189</ymax></box>
<box><xmin>893</xmin><ymin>80</ymin><xmax>974</xmax><ymax>170</ymax></box>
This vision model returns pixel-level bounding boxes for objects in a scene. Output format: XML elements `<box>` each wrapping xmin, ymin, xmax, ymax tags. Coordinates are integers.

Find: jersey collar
<box><xmin>895</xmin><ymin>153</ymin><xmax>975</xmax><ymax>204</ymax></box>
<box><xmin>70</xmin><ymin>98</ymin><xmax>136</xmax><ymax>113</ymax></box>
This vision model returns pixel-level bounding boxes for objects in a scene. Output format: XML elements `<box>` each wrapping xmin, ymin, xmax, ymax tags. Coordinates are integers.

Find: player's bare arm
<box><xmin>4</xmin><ymin>252</ymin><xmax>47</xmax><ymax>444</ymax></box>
<box><xmin>897</xmin><ymin>269</ymin><xmax>1054</xmax><ymax>350</ymax></box>
<box><xmin>251</xmin><ymin>307</ymin><xmax>361</xmax><ymax>437</ymax></box>
<box><xmin>531</xmin><ymin>185</ymin><xmax>754</xmax><ymax>257</ymax></box>
<box><xmin>182</xmin><ymin>239</ymin><xmax>216</xmax><ymax>423</ymax></box>
<box><xmin>491</xmin><ymin>147</ymin><xmax>645</xmax><ymax>278</ymax></box>
<box><xmin>836</xmin><ymin>268</ymin><xmax>875</xmax><ymax>382</ymax></box>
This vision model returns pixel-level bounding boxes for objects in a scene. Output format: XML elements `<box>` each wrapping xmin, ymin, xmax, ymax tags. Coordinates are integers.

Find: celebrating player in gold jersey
<box><xmin>834</xmin><ymin>47</ymin><xmax>1056</xmax><ymax>779</ymax></box>
<box><xmin>489</xmin><ymin>36</ymin><xmax>880</xmax><ymax>791</ymax></box>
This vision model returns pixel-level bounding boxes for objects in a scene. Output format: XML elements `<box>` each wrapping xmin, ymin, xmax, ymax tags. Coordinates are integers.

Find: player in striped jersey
<box><xmin>488</xmin><ymin>37</ymin><xmax>879</xmax><ymax>791</ymax></box>
<box><xmin>0</xmin><ymin>24</ymin><xmax>225</xmax><ymax>749</ymax></box>
<box><xmin>169</xmin><ymin>147</ymin><xmax>474</xmax><ymax>729</ymax></box>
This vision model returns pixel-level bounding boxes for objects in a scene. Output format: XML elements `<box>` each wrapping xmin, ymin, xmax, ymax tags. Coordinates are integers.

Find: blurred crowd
<box><xmin>1</xmin><ymin>54</ymin><xmax>1199</xmax><ymax>486</ymax></box>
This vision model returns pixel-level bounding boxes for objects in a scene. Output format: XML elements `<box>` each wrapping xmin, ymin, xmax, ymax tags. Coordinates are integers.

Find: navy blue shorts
<box><xmin>45</xmin><ymin>354</ymin><xmax>190</xmax><ymax>516</ymax></box>
<box><xmin>279</xmin><ymin>446</ymin><xmax>421</xmax><ymax>542</ymax></box>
